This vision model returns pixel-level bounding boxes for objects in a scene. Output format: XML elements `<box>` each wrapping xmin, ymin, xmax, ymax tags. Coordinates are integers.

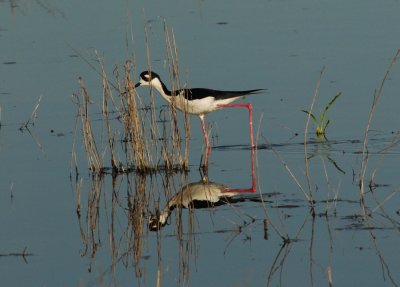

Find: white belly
<box><xmin>171</xmin><ymin>95</ymin><xmax>241</xmax><ymax>115</ymax></box>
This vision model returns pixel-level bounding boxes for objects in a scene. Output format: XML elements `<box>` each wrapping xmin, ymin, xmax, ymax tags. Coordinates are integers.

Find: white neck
<box><xmin>149</xmin><ymin>78</ymin><xmax>171</xmax><ymax>102</ymax></box>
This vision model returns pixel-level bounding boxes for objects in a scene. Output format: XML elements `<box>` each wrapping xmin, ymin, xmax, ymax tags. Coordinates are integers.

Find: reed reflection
<box><xmin>72</xmin><ymin>143</ymin><xmax>258</xmax><ymax>285</ymax></box>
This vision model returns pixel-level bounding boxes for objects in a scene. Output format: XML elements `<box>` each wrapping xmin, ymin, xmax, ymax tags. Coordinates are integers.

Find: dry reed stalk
<box><xmin>359</xmin><ymin>49</ymin><xmax>400</xmax><ymax>197</ymax></box>
<box><xmin>19</xmin><ymin>95</ymin><xmax>42</xmax><ymax>131</ymax></box>
<box><xmin>86</xmin><ymin>176</ymin><xmax>102</xmax><ymax>260</ymax></box>
<box><xmin>29</xmin><ymin>95</ymin><xmax>42</xmax><ymax>125</ymax></box>
<box><xmin>303</xmin><ymin>67</ymin><xmax>325</xmax><ymax>206</ymax></box>
<box><xmin>70</xmin><ymin>106</ymin><xmax>80</xmax><ymax>178</ymax></box>
<box><xmin>264</xmin><ymin>136</ymin><xmax>310</xmax><ymax>202</ymax></box>
<box><xmin>125</xmin><ymin>174</ymin><xmax>149</xmax><ymax>277</ymax></box>
<box><xmin>78</xmin><ymin>77</ymin><xmax>103</xmax><ymax>173</ymax></box>
<box><xmin>73</xmin><ymin>177</ymin><xmax>87</xmax><ymax>246</ymax></box>
<box><xmin>163</xmin><ymin>24</ymin><xmax>190</xmax><ymax>170</ymax></box>
<box><xmin>122</xmin><ymin>61</ymin><xmax>153</xmax><ymax>172</ymax></box>
<box><xmin>76</xmin><ymin>175</ymin><xmax>103</xmax><ymax>261</ymax></box>
<box><xmin>144</xmin><ymin>24</ymin><xmax>160</xmax><ymax>167</ymax></box>
<box><xmin>96</xmin><ymin>53</ymin><xmax>119</xmax><ymax>172</ymax></box>
<box><xmin>257</xmin><ymin>115</ymin><xmax>288</xmax><ymax>240</ymax></box>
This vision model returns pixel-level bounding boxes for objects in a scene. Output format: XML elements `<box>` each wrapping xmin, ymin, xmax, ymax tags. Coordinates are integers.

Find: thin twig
<box><xmin>304</xmin><ymin>67</ymin><xmax>325</xmax><ymax>205</ymax></box>
<box><xmin>359</xmin><ymin>49</ymin><xmax>400</xmax><ymax>198</ymax></box>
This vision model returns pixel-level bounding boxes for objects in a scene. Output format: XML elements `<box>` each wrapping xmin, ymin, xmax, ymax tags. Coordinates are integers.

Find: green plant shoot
<box><xmin>303</xmin><ymin>92</ymin><xmax>342</xmax><ymax>136</ymax></box>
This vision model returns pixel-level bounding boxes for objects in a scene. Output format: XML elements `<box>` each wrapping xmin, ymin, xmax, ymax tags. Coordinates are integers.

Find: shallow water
<box><xmin>1</xmin><ymin>0</ymin><xmax>400</xmax><ymax>286</ymax></box>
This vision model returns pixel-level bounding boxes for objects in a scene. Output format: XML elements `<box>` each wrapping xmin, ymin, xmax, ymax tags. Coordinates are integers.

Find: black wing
<box><xmin>177</xmin><ymin>88</ymin><xmax>265</xmax><ymax>101</ymax></box>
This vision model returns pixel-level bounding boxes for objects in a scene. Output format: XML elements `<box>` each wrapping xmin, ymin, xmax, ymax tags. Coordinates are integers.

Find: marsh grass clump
<box><xmin>73</xmin><ymin>25</ymin><xmax>190</xmax><ymax>175</ymax></box>
<box><xmin>75</xmin><ymin>78</ymin><xmax>104</xmax><ymax>174</ymax></box>
<box><xmin>303</xmin><ymin>92</ymin><xmax>342</xmax><ymax>138</ymax></box>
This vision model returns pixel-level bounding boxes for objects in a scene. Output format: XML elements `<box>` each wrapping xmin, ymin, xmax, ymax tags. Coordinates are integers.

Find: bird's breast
<box><xmin>171</xmin><ymin>96</ymin><xmax>218</xmax><ymax>115</ymax></box>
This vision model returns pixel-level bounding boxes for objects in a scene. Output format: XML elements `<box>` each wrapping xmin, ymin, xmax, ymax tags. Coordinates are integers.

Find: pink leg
<box><xmin>222</xmin><ymin>145</ymin><xmax>256</xmax><ymax>193</ymax></box>
<box><xmin>217</xmin><ymin>103</ymin><xmax>256</xmax><ymax>193</ymax></box>
<box><xmin>200</xmin><ymin>115</ymin><xmax>211</xmax><ymax>167</ymax></box>
<box><xmin>216</xmin><ymin>103</ymin><xmax>255</xmax><ymax>148</ymax></box>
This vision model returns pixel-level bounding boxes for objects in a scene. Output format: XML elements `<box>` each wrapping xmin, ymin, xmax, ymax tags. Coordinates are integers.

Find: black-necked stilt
<box><xmin>134</xmin><ymin>71</ymin><xmax>265</xmax><ymax>166</ymax></box>
<box><xmin>148</xmin><ymin>176</ymin><xmax>256</xmax><ymax>231</ymax></box>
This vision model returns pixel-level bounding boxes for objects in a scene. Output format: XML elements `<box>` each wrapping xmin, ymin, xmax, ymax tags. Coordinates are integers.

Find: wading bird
<box><xmin>148</xmin><ymin>177</ymin><xmax>258</xmax><ymax>231</ymax></box>
<box><xmin>148</xmin><ymin>139</ymin><xmax>257</xmax><ymax>231</ymax></box>
<box><xmin>134</xmin><ymin>71</ymin><xmax>264</xmax><ymax>167</ymax></box>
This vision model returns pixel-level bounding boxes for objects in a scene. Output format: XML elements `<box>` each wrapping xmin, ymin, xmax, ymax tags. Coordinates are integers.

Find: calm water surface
<box><xmin>1</xmin><ymin>0</ymin><xmax>400</xmax><ymax>286</ymax></box>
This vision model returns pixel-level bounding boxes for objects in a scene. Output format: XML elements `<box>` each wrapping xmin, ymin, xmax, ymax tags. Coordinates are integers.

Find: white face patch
<box><xmin>143</xmin><ymin>74</ymin><xmax>150</xmax><ymax>80</ymax></box>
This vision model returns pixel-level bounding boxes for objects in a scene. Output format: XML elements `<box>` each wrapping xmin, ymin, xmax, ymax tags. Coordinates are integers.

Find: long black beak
<box><xmin>134</xmin><ymin>82</ymin><xmax>141</xmax><ymax>88</ymax></box>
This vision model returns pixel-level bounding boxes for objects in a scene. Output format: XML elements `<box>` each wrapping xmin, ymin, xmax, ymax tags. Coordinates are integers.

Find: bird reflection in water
<box><xmin>149</xmin><ymin>146</ymin><xmax>256</xmax><ymax>231</ymax></box>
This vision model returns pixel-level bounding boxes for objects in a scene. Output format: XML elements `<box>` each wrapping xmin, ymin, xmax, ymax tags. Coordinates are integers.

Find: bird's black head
<box><xmin>148</xmin><ymin>210</ymin><xmax>168</xmax><ymax>231</ymax></box>
<box><xmin>140</xmin><ymin>71</ymin><xmax>160</xmax><ymax>82</ymax></box>
<box><xmin>134</xmin><ymin>71</ymin><xmax>161</xmax><ymax>88</ymax></box>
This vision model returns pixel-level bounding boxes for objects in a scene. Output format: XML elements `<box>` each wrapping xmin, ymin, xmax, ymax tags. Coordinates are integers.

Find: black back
<box><xmin>138</xmin><ymin>70</ymin><xmax>265</xmax><ymax>100</ymax></box>
<box><xmin>176</xmin><ymin>88</ymin><xmax>265</xmax><ymax>101</ymax></box>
